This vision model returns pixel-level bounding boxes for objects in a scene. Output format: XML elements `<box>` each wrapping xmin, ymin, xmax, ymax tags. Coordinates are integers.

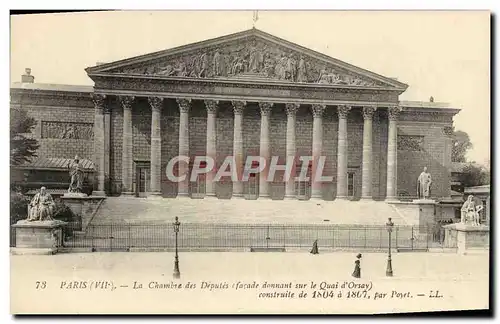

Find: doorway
<box><xmin>135</xmin><ymin>162</ymin><xmax>151</xmax><ymax>197</ymax></box>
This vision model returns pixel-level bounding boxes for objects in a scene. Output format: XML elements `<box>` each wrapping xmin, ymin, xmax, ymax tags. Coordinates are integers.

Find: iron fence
<box><xmin>17</xmin><ymin>222</ymin><xmax>456</xmax><ymax>252</ymax></box>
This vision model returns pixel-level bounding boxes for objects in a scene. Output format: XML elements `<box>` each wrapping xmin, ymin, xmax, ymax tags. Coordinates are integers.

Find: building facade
<box><xmin>10</xmin><ymin>28</ymin><xmax>460</xmax><ymax>200</ymax></box>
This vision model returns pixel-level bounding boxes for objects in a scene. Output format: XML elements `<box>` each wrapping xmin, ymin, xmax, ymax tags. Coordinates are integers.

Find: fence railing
<box><xmin>18</xmin><ymin>222</ymin><xmax>455</xmax><ymax>252</ymax></box>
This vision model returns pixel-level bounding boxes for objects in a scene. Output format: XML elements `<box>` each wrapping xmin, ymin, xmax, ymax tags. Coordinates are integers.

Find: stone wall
<box><xmin>11</xmin><ymin>96</ymin><xmax>95</xmax><ymax>160</ymax></box>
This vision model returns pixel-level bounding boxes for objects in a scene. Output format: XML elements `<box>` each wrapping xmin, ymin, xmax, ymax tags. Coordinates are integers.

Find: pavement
<box><xmin>11</xmin><ymin>251</ymin><xmax>489</xmax><ymax>314</ymax></box>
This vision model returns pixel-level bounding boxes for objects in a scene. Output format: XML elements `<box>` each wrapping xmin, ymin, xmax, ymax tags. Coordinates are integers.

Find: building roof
<box><xmin>464</xmin><ymin>185</ymin><xmax>490</xmax><ymax>194</ymax></box>
<box><xmin>25</xmin><ymin>188</ymin><xmax>68</xmax><ymax>196</ymax></box>
<box><xmin>10</xmin><ymin>82</ymin><xmax>93</xmax><ymax>93</ymax></box>
<box><xmin>13</xmin><ymin>157</ymin><xmax>95</xmax><ymax>171</ymax></box>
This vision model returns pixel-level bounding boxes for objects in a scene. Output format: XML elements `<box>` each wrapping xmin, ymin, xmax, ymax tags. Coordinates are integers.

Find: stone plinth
<box><xmin>444</xmin><ymin>223</ymin><xmax>490</xmax><ymax>254</ymax></box>
<box><xmin>11</xmin><ymin>220</ymin><xmax>67</xmax><ymax>255</ymax></box>
<box><xmin>390</xmin><ymin>200</ymin><xmax>437</xmax><ymax>231</ymax></box>
<box><xmin>60</xmin><ymin>193</ymin><xmax>97</xmax><ymax>231</ymax></box>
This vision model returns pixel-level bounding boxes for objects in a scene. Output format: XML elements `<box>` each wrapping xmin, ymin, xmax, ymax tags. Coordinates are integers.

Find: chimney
<box><xmin>21</xmin><ymin>68</ymin><xmax>34</xmax><ymax>83</ymax></box>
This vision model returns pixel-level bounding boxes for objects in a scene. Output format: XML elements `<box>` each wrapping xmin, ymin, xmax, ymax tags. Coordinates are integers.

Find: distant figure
<box><xmin>28</xmin><ymin>186</ymin><xmax>54</xmax><ymax>221</ymax></box>
<box><xmin>310</xmin><ymin>240</ymin><xmax>319</xmax><ymax>255</ymax></box>
<box><xmin>430</xmin><ymin>96</ymin><xmax>434</xmax><ymax>102</ymax></box>
<box><xmin>417</xmin><ymin>167</ymin><xmax>432</xmax><ymax>199</ymax></box>
<box><xmin>352</xmin><ymin>253</ymin><xmax>362</xmax><ymax>278</ymax></box>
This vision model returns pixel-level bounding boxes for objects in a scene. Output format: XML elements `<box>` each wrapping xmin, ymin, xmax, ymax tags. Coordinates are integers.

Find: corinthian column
<box><xmin>259</xmin><ymin>102</ymin><xmax>273</xmax><ymax>199</ymax></box>
<box><xmin>92</xmin><ymin>94</ymin><xmax>106</xmax><ymax>196</ymax></box>
<box><xmin>119</xmin><ymin>96</ymin><xmax>134</xmax><ymax>195</ymax></box>
<box><xmin>148</xmin><ymin>97</ymin><xmax>163</xmax><ymax>197</ymax></box>
<box><xmin>336</xmin><ymin>105</ymin><xmax>351</xmax><ymax>199</ymax></box>
<box><xmin>386</xmin><ymin>105</ymin><xmax>402</xmax><ymax>201</ymax></box>
<box><xmin>204</xmin><ymin>100</ymin><xmax>218</xmax><ymax>198</ymax></box>
<box><xmin>177</xmin><ymin>98</ymin><xmax>191</xmax><ymax>198</ymax></box>
<box><xmin>231</xmin><ymin>101</ymin><xmax>246</xmax><ymax>198</ymax></box>
<box><xmin>361</xmin><ymin>105</ymin><xmax>377</xmax><ymax>199</ymax></box>
<box><xmin>285</xmin><ymin>103</ymin><xmax>299</xmax><ymax>199</ymax></box>
<box><xmin>311</xmin><ymin>104</ymin><xmax>326</xmax><ymax>200</ymax></box>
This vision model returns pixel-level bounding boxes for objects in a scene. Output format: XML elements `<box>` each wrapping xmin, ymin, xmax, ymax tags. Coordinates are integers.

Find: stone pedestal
<box><xmin>445</xmin><ymin>223</ymin><xmax>490</xmax><ymax>254</ymax></box>
<box><xmin>60</xmin><ymin>193</ymin><xmax>91</xmax><ymax>231</ymax></box>
<box><xmin>412</xmin><ymin>199</ymin><xmax>437</xmax><ymax>233</ymax></box>
<box><xmin>11</xmin><ymin>220</ymin><xmax>67</xmax><ymax>255</ymax></box>
<box><xmin>389</xmin><ymin>200</ymin><xmax>437</xmax><ymax>231</ymax></box>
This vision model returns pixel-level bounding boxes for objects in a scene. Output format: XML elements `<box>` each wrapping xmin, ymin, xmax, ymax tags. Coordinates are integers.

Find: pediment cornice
<box><xmin>86</xmin><ymin>28</ymin><xmax>408</xmax><ymax>92</ymax></box>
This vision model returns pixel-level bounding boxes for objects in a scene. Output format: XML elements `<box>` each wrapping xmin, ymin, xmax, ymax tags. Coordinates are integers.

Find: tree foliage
<box><xmin>458</xmin><ymin>163</ymin><xmax>490</xmax><ymax>187</ymax></box>
<box><xmin>10</xmin><ymin>109</ymin><xmax>39</xmax><ymax>166</ymax></box>
<box><xmin>452</xmin><ymin>130</ymin><xmax>473</xmax><ymax>163</ymax></box>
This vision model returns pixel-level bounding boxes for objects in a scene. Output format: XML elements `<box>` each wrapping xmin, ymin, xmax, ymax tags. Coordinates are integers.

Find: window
<box><xmin>347</xmin><ymin>172</ymin><xmax>355</xmax><ymax>198</ymax></box>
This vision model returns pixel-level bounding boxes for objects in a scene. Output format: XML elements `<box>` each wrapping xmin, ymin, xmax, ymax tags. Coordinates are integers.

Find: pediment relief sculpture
<box><xmin>112</xmin><ymin>38</ymin><xmax>385</xmax><ymax>87</ymax></box>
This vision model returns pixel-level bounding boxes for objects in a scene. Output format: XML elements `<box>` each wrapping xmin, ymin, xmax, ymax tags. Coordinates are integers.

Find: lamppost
<box><xmin>386</xmin><ymin>217</ymin><xmax>394</xmax><ymax>277</ymax></box>
<box><xmin>173</xmin><ymin>216</ymin><xmax>181</xmax><ymax>279</ymax></box>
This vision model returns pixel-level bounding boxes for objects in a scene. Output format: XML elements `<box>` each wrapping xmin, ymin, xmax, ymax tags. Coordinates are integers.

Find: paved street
<box><xmin>11</xmin><ymin>251</ymin><xmax>489</xmax><ymax>314</ymax></box>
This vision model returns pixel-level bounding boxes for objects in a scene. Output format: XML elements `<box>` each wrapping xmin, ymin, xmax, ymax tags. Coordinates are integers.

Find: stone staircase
<box><xmin>90</xmin><ymin>197</ymin><xmax>406</xmax><ymax>226</ymax></box>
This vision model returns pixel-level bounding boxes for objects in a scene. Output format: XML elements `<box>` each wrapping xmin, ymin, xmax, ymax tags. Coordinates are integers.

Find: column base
<box><xmin>92</xmin><ymin>191</ymin><xmax>106</xmax><ymax>197</ymax></box>
<box><xmin>120</xmin><ymin>191</ymin><xmax>135</xmax><ymax>197</ymax></box>
<box><xmin>283</xmin><ymin>195</ymin><xmax>296</xmax><ymax>200</ymax></box>
<box><xmin>147</xmin><ymin>192</ymin><xmax>163</xmax><ymax>198</ymax></box>
<box><xmin>205</xmin><ymin>194</ymin><xmax>218</xmax><ymax>199</ymax></box>
<box><xmin>176</xmin><ymin>193</ymin><xmax>191</xmax><ymax>198</ymax></box>
<box><xmin>231</xmin><ymin>193</ymin><xmax>245</xmax><ymax>199</ymax></box>
<box><xmin>384</xmin><ymin>197</ymin><xmax>399</xmax><ymax>203</ymax></box>
<box><xmin>360</xmin><ymin>196</ymin><xmax>374</xmax><ymax>200</ymax></box>
<box><xmin>257</xmin><ymin>195</ymin><xmax>271</xmax><ymax>200</ymax></box>
<box><xmin>335</xmin><ymin>195</ymin><xmax>350</xmax><ymax>200</ymax></box>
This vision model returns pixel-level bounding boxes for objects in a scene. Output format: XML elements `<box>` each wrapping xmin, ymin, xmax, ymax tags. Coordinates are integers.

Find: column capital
<box><xmin>91</xmin><ymin>94</ymin><xmax>106</xmax><ymax>112</ymax></box>
<box><xmin>231</xmin><ymin>100</ymin><xmax>246</xmax><ymax>115</ymax></box>
<box><xmin>259</xmin><ymin>102</ymin><xmax>274</xmax><ymax>116</ymax></box>
<box><xmin>118</xmin><ymin>96</ymin><xmax>135</xmax><ymax>110</ymax></box>
<box><xmin>176</xmin><ymin>98</ymin><xmax>191</xmax><ymax>113</ymax></box>
<box><xmin>285</xmin><ymin>103</ymin><xmax>300</xmax><ymax>116</ymax></box>
<box><xmin>204</xmin><ymin>99</ymin><xmax>219</xmax><ymax>114</ymax></box>
<box><xmin>388</xmin><ymin>105</ymin><xmax>402</xmax><ymax>120</ymax></box>
<box><xmin>362</xmin><ymin>105</ymin><xmax>377</xmax><ymax>120</ymax></box>
<box><xmin>311</xmin><ymin>104</ymin><xmax>326</xmax><ymax>118</ymax></box>
<box><xmin>148</xmin><ymin>97</ymin><xmax>164</xmax><ymax>112</ymax></box>
<box><xmin>337</xmin><ymin>105</ymin><xmax>351</xmax><ymax>119</ymax></box>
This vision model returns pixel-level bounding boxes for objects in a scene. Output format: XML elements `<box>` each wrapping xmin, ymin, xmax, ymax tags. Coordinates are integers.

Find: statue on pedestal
<box><xmin>27</xmin><ymin>186</ymin><xmax>54</xmax><ymax>221</ymax></box>
<box><xmin>461</xmin><ymin>195</ymin><xmax>483</xmax><ymax>226</ymax></box>
<box><xmin>417</xmin><ymin>167</ymin><xmax>432</xmax><ymax>199</ymax></box>
<box><xmin>68</xmin><ymin>155</ymin><xmax>84</xmax><ymax>193</ymax></box>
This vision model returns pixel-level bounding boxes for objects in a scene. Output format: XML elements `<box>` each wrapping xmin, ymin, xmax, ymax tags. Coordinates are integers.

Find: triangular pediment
<box><xmin>86</xmin><ymin>29</ymin><xmax>407</xmax><ymax>90</ymax></box>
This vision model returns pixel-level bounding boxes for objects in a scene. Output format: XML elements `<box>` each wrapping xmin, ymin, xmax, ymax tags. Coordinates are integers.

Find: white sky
<box><xmin>10</xmin><ymin>11</ymin><xmax>490</xmax><ymax>164</ymax></box>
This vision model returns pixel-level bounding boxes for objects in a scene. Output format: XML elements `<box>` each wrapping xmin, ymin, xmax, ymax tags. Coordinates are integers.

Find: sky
<box><xmin>10</xmin><ymin>11</ymin><xmax>490</xmax><ymax>164</ymax></box>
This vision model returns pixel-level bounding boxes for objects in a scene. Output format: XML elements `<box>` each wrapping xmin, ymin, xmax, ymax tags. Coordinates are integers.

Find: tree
<box><xmin>452</xmin><ymin>130</ymin><xmax>473</xmax><ymax>162</ymax></box>
<box><xmin>10</xmin><ymin>108</ymin><xmax>39</xmax><ymax>166</ymax></box>
<box><xmin>458</xmin><ymin>163</ymin><xmax>490</xmax><ymax>187</ymax></box>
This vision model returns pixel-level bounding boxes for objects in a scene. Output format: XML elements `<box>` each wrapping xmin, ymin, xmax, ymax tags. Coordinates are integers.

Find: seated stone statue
<box><xmin>461</xmin><ymin>195</ymin><xmax>481</xmax><ymax>226</ymax></box>
<box><xmin>28</xmin><ymin>187</ymin><xmax>55</xmax><ymax>222</ymax></box>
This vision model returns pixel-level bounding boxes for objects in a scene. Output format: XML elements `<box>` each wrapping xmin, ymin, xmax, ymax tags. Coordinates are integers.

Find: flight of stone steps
<box><xmin>90</xmin><ymin>197</ymin><xmax>406</xmax><ymax>226</ymax></box>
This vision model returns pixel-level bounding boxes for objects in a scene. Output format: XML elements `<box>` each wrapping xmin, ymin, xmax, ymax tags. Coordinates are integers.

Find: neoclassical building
<box><xmin>11</xmin><ymin>28</ymin><xmax>460</xmax><ymax>200</ymax></box>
